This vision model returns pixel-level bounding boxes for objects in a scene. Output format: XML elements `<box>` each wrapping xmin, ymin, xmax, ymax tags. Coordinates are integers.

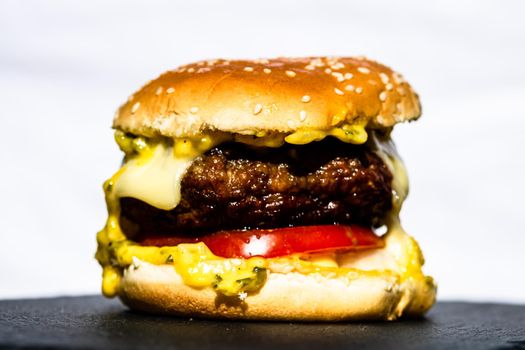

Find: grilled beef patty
<box><xmin>120</xmin><ymin>138</ymin><xmax>393</xmax><ymax>237</ymax></box>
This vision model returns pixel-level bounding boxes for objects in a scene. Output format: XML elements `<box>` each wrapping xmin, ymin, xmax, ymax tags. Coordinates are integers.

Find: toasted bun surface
<box><xmin>119</xmin><ymin>260</ymin><xmax>436</xmax><ymax>321</ymax></box>
<box><xmin>114</xmin><ymin>57</ymin><xmax>421</xmax><ymax>138</ymax></box>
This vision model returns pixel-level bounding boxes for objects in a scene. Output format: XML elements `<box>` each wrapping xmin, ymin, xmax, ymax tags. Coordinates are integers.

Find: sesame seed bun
<box><xmin>114</xmin><ymin>57</ymin><xmax>421</xmax><ymax>138</ymax></box>
<box><xmin>118</xmin><ymin>259</ymin><xmax>436</xmax><ymax>321</ymax></box>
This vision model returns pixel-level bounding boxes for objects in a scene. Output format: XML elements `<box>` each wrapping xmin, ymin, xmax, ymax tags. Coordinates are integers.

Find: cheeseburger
<box><xmin>96</xmin><ymin>57</ymin><xmax>436</xmax><ymax>321</ymax></box>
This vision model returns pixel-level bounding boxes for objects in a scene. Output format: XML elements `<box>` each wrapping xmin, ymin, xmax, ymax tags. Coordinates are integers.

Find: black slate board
<box><xmin>0</xmin><ymin>296</ymin><xmax>524</xmax><ymax>350</ymax></box>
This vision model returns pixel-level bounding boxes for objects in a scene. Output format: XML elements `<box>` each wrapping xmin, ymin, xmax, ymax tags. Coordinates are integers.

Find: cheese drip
<box><xmin>113</xmin><ymin>144</ymin><xmax>191</xmax><ymax>210</ymax></box>
<box><xmin>97</xmin><ymin>129</ymin><xmax>435</xmax><ymax>302</ymax></box>
<box><xmin>112</xmin><ymin>132</ymin><xmax>226</xmax><ymax>211</ymax></box>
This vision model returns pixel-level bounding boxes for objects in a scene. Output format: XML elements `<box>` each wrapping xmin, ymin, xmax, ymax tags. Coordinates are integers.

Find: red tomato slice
<box><xmin>138</xmin><ymin>225</ymin><xmax>384</xmax><ymax>259</ymax></box>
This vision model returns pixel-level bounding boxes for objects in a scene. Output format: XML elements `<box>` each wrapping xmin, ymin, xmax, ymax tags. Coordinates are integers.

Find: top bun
<box><xmin>114</xmin><ymin>57</ymin><xmax>421</xmax><ymax>138</ymax></box>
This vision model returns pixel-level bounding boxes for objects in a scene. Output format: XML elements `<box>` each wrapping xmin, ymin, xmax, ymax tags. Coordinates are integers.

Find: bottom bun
<box><xmin>118</xmin><ymin>259</ymin><xmax>436</xmax><ymax>321</ymax></box>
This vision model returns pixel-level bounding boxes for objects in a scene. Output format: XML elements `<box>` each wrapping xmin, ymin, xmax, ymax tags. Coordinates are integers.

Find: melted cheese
<box><xmin>370</xmin><ymin>132</ymin><xmax>409</xmax><ymax>213</ymax></box>
<box><xmin>111</xmin><ymin>133</ymin><xmax>226</xmax><ymax>211</ymax></box>
<box><xmin>108</xmin><ymin>241</ymin><xmax>268</xmax><ymax>296</ymax></box>
<box><xmin>114</xmin><ymin>145</ymin><xmax>186</xmax><ymax>210</ymax></box>
<box><xmin>285</xmin><ymin>122</ymin><xmax>368</xmax><ymax>145</ymax></box>
<box><xmin>97</xmin><ymin>128</ymin><xmax>433</xmax><ymax>298</ymax></box>
<box><xmin>113</xmin><ymin>144</ymin><xmax>191</xmax><ymax>210</ymax></box>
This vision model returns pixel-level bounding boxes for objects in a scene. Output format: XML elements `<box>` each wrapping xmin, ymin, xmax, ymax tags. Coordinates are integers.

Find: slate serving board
<box><xmin>1</xmin><ymin>296</ymin><xmax>524</xmax><ymax>349</ymax></box>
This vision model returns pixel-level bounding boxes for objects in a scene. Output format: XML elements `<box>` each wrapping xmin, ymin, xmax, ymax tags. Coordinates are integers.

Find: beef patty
<box><xmin>120</xmin><ymin>138</ymin><xmax>393</xmax><ymax>238</ymax></box>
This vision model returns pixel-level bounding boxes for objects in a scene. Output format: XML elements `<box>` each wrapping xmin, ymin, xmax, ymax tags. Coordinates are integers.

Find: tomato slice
<box><xmin>138</xmin><ymin>225</ymin><xmax>384</xmax><ymax>259</ymax></box>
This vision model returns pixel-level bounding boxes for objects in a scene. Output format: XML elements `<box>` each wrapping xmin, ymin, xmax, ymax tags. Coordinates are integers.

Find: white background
<box><xmin>1</xmin><ymin>0</ymin><xmax>524</xmax><ymax>302</ymax></box>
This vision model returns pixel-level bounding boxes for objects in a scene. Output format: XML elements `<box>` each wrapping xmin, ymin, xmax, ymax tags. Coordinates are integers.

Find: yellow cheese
<box><xmin>113</xmin><ymin>143</ymin><xmax>193</xmax><ymax>210</ymax></box>
<box><xmin>299</xmin><ymin>253</ymin><xmax>339</xmax><ymax>268</ymax></box>
<box><xmin>96</xmin><ymin>128</ymin><xmax>431</xmax><ymax>298</ymax></box>
<box><xmin>111</xmin><ymin>134</ymin><xmax>227</xmax><ymax>211</ymax></box>
<box><xmin>285</xmin><ymin>122</ymin><xmax>368</xmax><ymax>145</ymax></box>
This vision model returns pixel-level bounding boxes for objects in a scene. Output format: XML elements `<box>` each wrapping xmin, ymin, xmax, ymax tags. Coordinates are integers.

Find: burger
<box><xmin>96</xmin><ymin>57</ymin><xmax>436</xmax><ymax>321</ymax></box>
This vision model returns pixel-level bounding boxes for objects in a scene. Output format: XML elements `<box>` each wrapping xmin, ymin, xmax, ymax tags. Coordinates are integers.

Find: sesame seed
<box><xmin>253</xmin><ymin>104</ymin><xmax>263</xmax><ymax>115</ymax></box>
<box><xmin>386</xmin><ymin>83</ymin><xmax>393</xmax><ymax>91</ymax></box>
<box><xmin>344</xmin><ymin>84</ymin><xmax>355</xmax><ymax>92</ymax></box>
<box><xmin>379</xmin><ymin>91</ymin><xmax>387</xmax><ymax>102</ymax></box>
<box><xmin>379</xmin><ymin>72</ymin><xmax>389</xmax><ymax>84</ymax></box>
<box><xmin>324</xmin><ymin>68</ymin><xmax>332</xmax><ymax>74</ymax></box>
<box><xmin>155</xmin><ymin>87</ymin><xmax>163</xmax><ymax>95</ymax></box>
<box><xmin>392</xmin><ymin>73</ymin><xmax>404</xmax><ymax>84</ymax></box>
<box><xmin>332</xmin><ymin>72</ymin><xmax>344</xmax><ymax>82</ymax></box>
<box><xmin>187</xmin><ymin>67</ymin><xmax>195</xmax><ymax>73</ymax></box>
<box><xmin>395</xmin><ymin>113</ymin><xmax>403</xmax><ymax>122</ymax></box>
<box><xmin>287</xmin><ymin>119</ymin><xmax>297</xmax><ymax>128</ymax></box>
<box><xmin>305</xmin><ymin>65</ymin><xmax>315</xmax><ymax>70</ymax></box>
<box><xmin>166</xmin><ymin>87</ymin><xmax>175</xmax><ymax>94</ymax></box>
<box><xmin>377</xmin><ymin>115</ymin><xmax>385</xmax><ymax>124</ymax></box>
<box><xmin>331</xmin><ymin>62</ymin><xmax>345</xmax><ymax>70</ymax></box>
<box><xmin>263</xmin><ymin>68</ymin><xmax>271</xmax><ymax>74</ymax></box>
<box><xmin>397</xmin><ymin>86</ymin><xmax>406</xmax><ymax>96</ymax></box>
<box><xmin>131</xmin><ymin>102</ymin><xmax>140</xmax><ymax>113</ymax></box>
<box><xmin>190</xmin><ymin>107</ymin><xmax>199</xmax><ymax>114</ymax></box>
<box><xmin>186</xmin><ymin>114</ymin><xmax>198</xmax><ymax>124</ymax></box>
<box><xmin>334</xmin><ymin>88</ymin><xmax>344</xmax><ymax>96</ymax></box>
<box><xmin>357</xmin><ymin>67</ymin><xmax>370</xmax><ymax>74</ymax></box>
<box><xmin>355</xmin><ymin>87</ymin><xmax>363</xmax><ymax>94</ymax></box>
<box><xmin>310</xmin><ymin>58</ymin><xmax>324</xmax><ymax>67</ymax></box>
<box><xmin>344</xmin><ymin>73</ymin><xmax>353</xmax><ymax>80</ymax></box>
<box><xmin>301</xmin><ymin>95</ymin><xmax>311</xmax><ymax>103</ymax></box>
<box><xmin>326</xmin><ymin>57</ymin><xmax>338</xmax><ymax>66</ymax></box>
<box><xmin>299</xmin><ymin>110</ymin><xmax>307</xmax><ymax>121</ymax></box>
<box><xmin>244</xmin><ymin>66</ymin><xmax>254</xmax><ymax>72</ymax></box>
<box><xmin>285</xmin><ymin>70</ymin><xmax>296</xmax><ymax>77</ymax></box>
<box><xmin>368</xmin><ymin>79</ymin><xmax>378</xmax><ymax>85</ymax></box>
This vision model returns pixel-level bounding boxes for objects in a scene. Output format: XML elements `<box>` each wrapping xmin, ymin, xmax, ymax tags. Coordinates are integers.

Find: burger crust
<box><xmin>119</xmin><ymin>260</ymin><xmax>436</xmax><ymax>321</ymax></box>
<box><xmin>114</xmin><ymin>57</ymin><xmax>421</xmax><ymax>138</ymax></box>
